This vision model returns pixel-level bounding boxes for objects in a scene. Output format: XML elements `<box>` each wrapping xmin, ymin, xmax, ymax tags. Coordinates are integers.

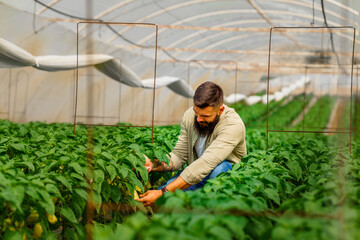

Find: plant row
<box><xmin>0</xmin><ymin>120</ymin><xmax>178</xmax><ymax>239</ymax></box>
<box><xmin>94</xmin><ymin>136</ymin><xmax>360</xmax><ymax>239</ymax></box>
<box><xmin>294</xmin><ymin>95</ymin><xmax>337</xmax><ymax>131</ymax></box>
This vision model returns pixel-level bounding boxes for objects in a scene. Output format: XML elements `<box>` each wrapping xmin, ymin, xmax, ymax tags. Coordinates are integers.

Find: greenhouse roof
<box><xmin>1</xmin><ymin>0</ymin><xmax>359</xmax><ymax>66</ymax></box>
<box><xmin>0</xmin><ymin>0</ymin><xmax>359</xmax><ymax>124</ymax></box>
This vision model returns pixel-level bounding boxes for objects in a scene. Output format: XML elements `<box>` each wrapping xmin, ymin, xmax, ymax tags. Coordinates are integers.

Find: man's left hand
<box><xmin>136</xmin><ymin>190</ymin><xmax>163</xmax><ymax>206</ymax></box>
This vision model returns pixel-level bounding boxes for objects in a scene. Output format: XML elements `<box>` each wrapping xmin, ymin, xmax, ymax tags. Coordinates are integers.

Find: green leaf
<box><xmin>128</xmin><ymin>173</ymin><xmax>144</xmax><ymax>192</ymax></box>
<box><xmin>74</xmin><ymin>224</ymin><xmax>86</xmax><ymax>240</ymax></box>
<box><xmin>10</xmin><ymin>143</ymin><xmax>26</xmax><ymax>152</ymax></box>
<box><xmin>94</xmin><ymin>169</ymin><xmax>105</xmax><ymax>183</ymax></box>
<box><xmin>136</xmin><ymin>165</ymin><xmax>148</xmax><ymax>183</ymax></box>
<box><xmin>101</xmin><ymin>152</ymin><xmax>114</xmax><ymax>161</ymax></box>
<box><xmin>221</xmin><ymin>216</ymin><xmax>248</xmax><ymax>237</ymax></box>
<box><xmin>101</xmin><ymin>181</ymin><xmax>111</xmax><ymax>201</ymax></box>
<box><xmin>46</xmin><ymin>184</ymin><xmax>62</xmax><ymax>197</ymax></box>
<box><xmin>26</xmin><ymin>185</ymin><xmax>41</xmax><ymax>201</ymax></box>
<box><xmin>154</xmin><ymin>148</ymin><xmax>169</xmax><ymax>163</ymax></box>
<box><xmin>118</xmin><ymin>166</ymin><xmax>128</xmax><ymax>179</ymax></box>
<box><xmin>93</xmin><ymin>191</ymin><xmax>102</xmax><ymax>212</ymax></box>
<box><xmin>248</xmin><ymin>196</ymin><xmax>267</xmax><ymax>211</ymax></box>
<box><xmin>61</xmin><ymin>206</ymin><xmax>78</xmax><ymax>224</ymax></box>
<box><xmin>263</xmin><ymin>188</ymin><xmax>280</xmax><ymax>205</ymax></box>
<box><xmin>4</xmin><ymin>229</ymin><xmax>23</xmax><ymax>240</ymax></box>
<box><xmin>110</xmin><ymin>185</ymin><xmax>121</xmax><ymax>203</ymax></box>
<box><xmin>74</xmin><ymin>188</ymin><xmax>88</xmax><ymax>201</ymax></box>
<box><xmin>35</xmin><ymin>135</ymin><xmax>46</xmax><ymax>142</ymax></box>
<box><xmin>209</xmin><ymin>226</ymin><xmax>232</xmax><ymax>240</ymax></box>
<box><xmin>31</xmin><ymin>179</ymin><xmax>45</xmax><ymax>187</ymax></box>
<box><xmin>164</xmin><ymin>140</ymin><xmax>174</xmax><ymax>152</ymax></box>
<box><xmin>317</xmin><ymin>177</ymin><xmax>328</xmax><ymax>185</ymax></box>
<box><xmin>129</xmin><ymin>143</ymin><xmax>141</xmax><ymax>153</ymax></box>
<box><xmin>93</xmin><ymin>182</ymin><xmax>102</xmax><ymax>193</ymax></box>
<box><xmin>55</xmin><ymin>175</ymin><xmax>73</xmax><ymax>192</ymax></box>
<box><xmin>106</xmin><ymin>225</ymin><xmax>136</xmax><ymax>240</ymax></box>
<box><xmin>0</xmin><ymin>137</ymin><xmax>9</xmax><ymax>145</ymax></box>
<box><xmin>263</xmin><ymin>173</ymin><xmax>280</xmax><ymax>185</ymax></box>
<box><xmin>106</xmin><ymin>165</ymin><xmax>116</xmax><ymax>182</ymax></box>
<box><xmin>218</xmin><ymin>199</ymin><xmax>250</xmax><ymax>211</ymax></box>
<box><xmin>93</xmin><ymin>145</ymin><xmax>101</xmax><ymax>155</ymax></box>
<box><xmin>14</xmin><ymin>162</ymin><xmax>35</xmax><ymax>172</ymax></box>
<box><xmin>71</xmin><ymin>193</ymin><xmax>86</xmax><ymax>217</ymax></box>
<box><xmin>42</xmin><ymin>161</ymin><xmax>58</xmax><ymax>173</ymax></box>
<box><xmin>65</xmin><ymin>228</ymin><xmax>77</xmax><ymax>240</ymax></box>
<box><xmin>286</xmin><ymin>160</ymin><xmax>302</xmax><ymax>181</ymax></box>
<box><xmin>271</xmin><ymin>226</ymin><xmax>293</xmax><ymax>239</ymax></box>
<box><xmin>69</xmin><ymin>162</ymin><xmax>84</xmax><ymax>176</ymax></box>
<box><xmin>38</xmin><ymin>190</ymin><xmax>55</xmax><ymax>215</ymax></box>
<box><xmin>96</xmin><ymin>159</ymin><xmax>106</xmax><ymax>171</ymax></box>
<box><xmin>231</xmin><ymin>163</ymin><xmax>243</xmax><ymax>171</ymax></box>
<box><xmin>125</xmin><ymin>155</ymin><xmax>137</xmax><ymax>168</ymax></box>
<box><xmin>70</xmin><ymin>173</ymin><xmax>84</xmax><ymax>181</ymax></box>
<box><xmin>0</xmin><ymin>185</ymin><xmax>25</xmax><ymax>213</ymax></box>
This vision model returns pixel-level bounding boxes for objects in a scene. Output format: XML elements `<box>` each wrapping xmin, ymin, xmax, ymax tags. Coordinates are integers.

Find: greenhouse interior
<box><xmin>1</xmin><ymin>0</ymin><xmax>360</xmax><ymax>239</ymax></box>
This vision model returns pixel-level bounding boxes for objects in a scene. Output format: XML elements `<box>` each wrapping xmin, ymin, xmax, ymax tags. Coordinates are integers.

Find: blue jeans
<box><xmin>158</xmin><ymin>160</ymin><xmax>232</xmax><ymax>191</ymax></box>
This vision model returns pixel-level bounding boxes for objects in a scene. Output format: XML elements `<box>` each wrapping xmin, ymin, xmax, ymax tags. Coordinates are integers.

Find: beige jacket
<box><xmin>169</xmin><ymin>105</ymin><xmax>247</xmax><ymax>185</ymax></box>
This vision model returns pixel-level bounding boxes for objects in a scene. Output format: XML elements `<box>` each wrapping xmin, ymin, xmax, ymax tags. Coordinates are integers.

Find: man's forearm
<box><xmin>166</xmin><ymin>175</ymin><xmax>191</xmax><ymax>191</ymax></box>
<box><xmin>151</xmin><ymin>159</ymin><xmax>173</xmax><ymax>172</ymax></box>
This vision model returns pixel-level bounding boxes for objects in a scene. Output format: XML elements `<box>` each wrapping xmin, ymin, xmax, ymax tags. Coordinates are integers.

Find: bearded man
<box><xmin>137</xmin><ymin>81</ymin><xmax>247</xmax><ymax>206</ymax></box>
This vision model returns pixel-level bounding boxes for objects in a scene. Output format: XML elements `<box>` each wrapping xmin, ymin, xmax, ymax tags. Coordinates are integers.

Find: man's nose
<box><xmin>197</xmin><ymin>116</ymin><xmax>203</xmax><ymax>122</ymax></box>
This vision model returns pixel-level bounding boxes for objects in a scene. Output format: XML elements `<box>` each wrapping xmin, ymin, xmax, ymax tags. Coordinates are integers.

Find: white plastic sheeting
<box><xmin>224</xmin><ymin>93</ymin><xmax>246</xmax><ymax>105</ymax></box>
<box><xmin>261</xmin><ymin>76</ymin><xmax>310</xmax><ymax>104</ymax></box>
<box><xmin>0</xmin><ymin>37</ymin><xmax>193</xmax><ymax>98</ymax></box>
<box><xmin>231</xmin><ymin>76</ymin><xmax>311</xmax><ymax>106</ymax></box>
<box><xmin>0</xmin><ymin>37</ymin><xmax>312</xmax><ymax>110</ymax></box>
<box><xmin>142</xmin><ymin>76</ymin><xmax>195</xmax><ymax>98</ymax></box>
<box><xmin>0</xmin><ymin>37</ymin><xmax>35</xmax><ymax>68</ymax></box>
<box><xmin>244</xmin><ymin>95</ymin><xmax>262</xmax><ymax>105</ymax></box>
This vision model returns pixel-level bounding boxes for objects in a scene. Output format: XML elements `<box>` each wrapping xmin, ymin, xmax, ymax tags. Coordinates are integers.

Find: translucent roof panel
<box><xmin>1</xmin><ymin>0</ymin><xmax>359</xmax><ymax>70</ymax></box>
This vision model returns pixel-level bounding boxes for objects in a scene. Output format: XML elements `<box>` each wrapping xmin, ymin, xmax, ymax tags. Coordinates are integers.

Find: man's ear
<box><xmin>219</xmin><ymin>105</ymin><xmax>225</xmax><ymax>115</ymax></box>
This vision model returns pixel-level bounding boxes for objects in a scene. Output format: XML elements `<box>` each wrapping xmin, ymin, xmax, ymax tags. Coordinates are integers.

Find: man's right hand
<box><xmin>144</xmin><ymin>154</ymin><xmax>153</xmax><ymax>173</ymax></box>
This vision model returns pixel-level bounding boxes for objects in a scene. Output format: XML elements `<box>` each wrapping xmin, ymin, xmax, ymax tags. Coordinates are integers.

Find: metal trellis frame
<box><xmin>266</xmin><ymin>26</ymin><xmax>356</xmax><ymax>156</ymax></box>
<box><xmin>301</xmin><ymin>64</ymin><xmax>355</xmax><ymax>132</ymax></box>
<box><xmin>73</xmin><ymin>21</ymin><xmax>159</xmax><ymax>143</ymax></box>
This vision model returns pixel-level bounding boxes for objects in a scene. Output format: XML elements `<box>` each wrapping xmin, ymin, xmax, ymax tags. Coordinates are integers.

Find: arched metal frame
<box><xmin>266</xmin><ymin>26</ymin><xmax>356</xmax><ymax>157</ymax></box>
<box><xmin>302</xmin><ymin>65</ymin><xmax>354</xmax><ymax>131</ymax></box>
<box><xmin>73</xmin><ymin>21</ymin><xmax>159</xmax><ymax>144</ymax></box>
<box><xmin>36</xmin><ymin>0</ymin><xmax>359</xmax><ymax>65</ymax></box>
<box><xmin>103</xmin><ymin>2</ymin><xmax>357</xmax><ymax>44</ymax></box>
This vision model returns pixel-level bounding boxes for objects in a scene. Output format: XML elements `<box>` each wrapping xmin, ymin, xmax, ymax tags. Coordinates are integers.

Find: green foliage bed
<box><xmin>0</xmin><ymin>120</ymin><xmax>178</xmax><ymax>239</ymax></box>
<box><xmin>95</xmin><ymin>137</ymin><xmax>360</xmax><ymax>240</ymax></box>
<box><xmin>1</xmin><ymin>96</ymin><xmax>359</xmax><ymax>240</ymax></box>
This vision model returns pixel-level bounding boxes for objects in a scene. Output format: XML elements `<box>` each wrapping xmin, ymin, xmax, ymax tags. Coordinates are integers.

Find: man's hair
<box><xmin>193</xmin><ymin>82</ymin><xmax>223</xmax><ymax>108</ymax></box>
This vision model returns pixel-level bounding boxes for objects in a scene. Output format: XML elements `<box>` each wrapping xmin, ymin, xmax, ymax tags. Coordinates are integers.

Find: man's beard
<box><xmin>194</xmin><ymin>114</ymin><xmax>220</xmax><ymax>137</ymax></box>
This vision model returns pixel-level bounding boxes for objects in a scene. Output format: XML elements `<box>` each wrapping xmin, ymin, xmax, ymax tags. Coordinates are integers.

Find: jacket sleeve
<box><xmin>180</xmin><ymin>121</ymin><xmax>244</xmax><ymax>185</ymax></box>
<box><xmin>169</xmin><ymin>113</ymin><xmax>190</xmax><ymax>170</ymax></box>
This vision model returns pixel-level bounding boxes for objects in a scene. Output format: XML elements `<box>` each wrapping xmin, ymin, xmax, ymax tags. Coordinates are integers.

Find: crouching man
<box><xmin>136</xmin><ymin>81</ymin><xmax>246</xmax><ymax>206</ymax></box>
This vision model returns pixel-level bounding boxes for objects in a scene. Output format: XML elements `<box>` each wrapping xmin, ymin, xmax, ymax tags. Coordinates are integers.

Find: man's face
<box><xmin>193</xmin><ymin>105</ymin><xmax>224</xmax><ymax>136</ymax></box>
